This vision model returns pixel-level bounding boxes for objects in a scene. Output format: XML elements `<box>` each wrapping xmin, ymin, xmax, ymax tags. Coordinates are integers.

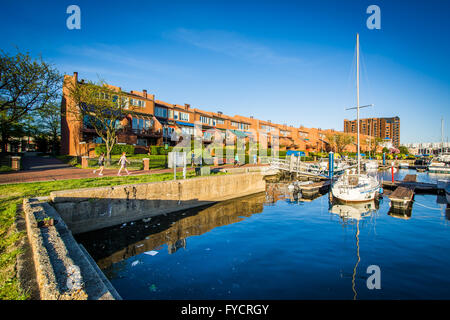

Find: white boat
<box><xmin>364</xmin><ymin>160</ymin><xmax>378</xmax><ymax>171</ymax></box>
<box><xmin>399</xmin><ymin>162</ymin><xmax>409</xmax><ymax>169</ymax></box>
<box><xmin>331</xmin><ymin>34</ymin><xmax>380</xmax><ymax>203</ymax></box>
<box><xmin>436</xmin><ymin>153</ymin><xmax>450</xmax><ymax>163</ymax></box>
<box><xmin>332</xmin><ymin>169</ymin><xmax>380</xmax><ymax>202</ymax></box>
<box><xmin>428</xmin><ymin>161</ymin><xmax>450</xmax><ymax>174</ymax></box>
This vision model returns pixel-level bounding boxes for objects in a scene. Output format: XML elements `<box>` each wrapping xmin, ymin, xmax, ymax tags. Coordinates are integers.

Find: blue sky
<box><xmin>1</xmin><ymin>0</ymin><xmax>449</xmax><ymax>143</ymax></box>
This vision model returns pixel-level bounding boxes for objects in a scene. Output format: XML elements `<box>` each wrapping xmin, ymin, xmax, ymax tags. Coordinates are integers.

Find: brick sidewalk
<box><xmin>0</xmin><ymin>156</ymin><xmax>266</xmax><ymax>185</ymax></box>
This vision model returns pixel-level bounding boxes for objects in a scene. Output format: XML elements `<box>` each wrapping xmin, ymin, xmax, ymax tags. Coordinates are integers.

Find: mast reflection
<box><xmin>329</xmin><ymin>200</ymin><xmax>378</xmax><ymax>300</ymax></box>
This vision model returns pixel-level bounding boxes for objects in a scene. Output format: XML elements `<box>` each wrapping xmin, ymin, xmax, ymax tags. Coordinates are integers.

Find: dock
<box><xmin>389</xmin><ymin>186</ymin><xmax>415</xmax><ymax>210</ymax></box>
<box><xmin>299</xmin><ymin>180</ymin><xmax>331</xmax><ymax>197</ymax></box>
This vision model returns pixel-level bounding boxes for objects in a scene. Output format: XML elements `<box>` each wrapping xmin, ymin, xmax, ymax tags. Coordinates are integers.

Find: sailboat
<box><xmin>331</xmin><ymin>33</ymin><xmax>380</xmax><ymax>203</ymax></box>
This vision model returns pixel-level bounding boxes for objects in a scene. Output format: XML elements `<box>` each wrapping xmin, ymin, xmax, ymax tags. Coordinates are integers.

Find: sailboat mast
<box><xmin>441</xmin><ymin>117</ymin><xmax>444</xmax><ymax>154</ymax></box>
<box><xmin>356</xmin><ymin>33</ymin><xmax>360</xmax><ymax>175</ymax></box>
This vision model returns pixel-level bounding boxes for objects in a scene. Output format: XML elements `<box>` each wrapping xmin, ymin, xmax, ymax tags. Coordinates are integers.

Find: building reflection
<box><xmin>265</xmin><ymin>182</ymin><xmax>325</xmax><ymax>204</ymax></box>
<box><xmin>77</xmin><ymin>193</ymin><xmax>265</xmax><ymax>270</ymax></box>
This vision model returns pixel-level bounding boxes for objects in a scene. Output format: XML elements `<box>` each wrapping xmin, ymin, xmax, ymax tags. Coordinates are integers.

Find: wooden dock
<box><xmin>387</xmin><ymin>175</ymin><xmax>417</xmax><ymax>210</ymax></box>
<box><xmin>382</xmin><ymin>180</ymin><xmax>437</xmax><ymax>193</ymax></box>
<box><xmin>389</xmin><ymin>186</ymin><xmax>415</xmax><ymax>210</ymax></box>
<box><xmin>300</xmin><ymin>180</ymin><xmax>331</xmax><ymax>196</ymax></box>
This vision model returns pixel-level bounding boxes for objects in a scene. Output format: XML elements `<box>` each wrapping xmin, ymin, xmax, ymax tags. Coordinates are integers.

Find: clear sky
<box><xmin>1</xmin><ymin>0</ymin><xmax>449</xmax><ymax>144</ymax></box>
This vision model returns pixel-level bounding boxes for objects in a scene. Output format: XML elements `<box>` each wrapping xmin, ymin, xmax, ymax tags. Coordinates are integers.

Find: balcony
<box><xmin>119</xmin><ymin>127</ymin><xmax>162</xmax><ymax>138</ymax></box>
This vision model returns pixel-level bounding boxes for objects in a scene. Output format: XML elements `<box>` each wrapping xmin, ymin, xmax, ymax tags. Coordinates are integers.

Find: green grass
<box><xmin>0</xmin><ymin>170</ymin><xmax>226</xmax><ymax>299</ymax></box>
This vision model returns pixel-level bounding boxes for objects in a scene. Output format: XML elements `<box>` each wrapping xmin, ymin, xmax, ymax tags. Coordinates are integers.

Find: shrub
<box><xmin>95</xmin><ymin>144</ymin><xmax>135</xmax><ymax>156</ymax></box>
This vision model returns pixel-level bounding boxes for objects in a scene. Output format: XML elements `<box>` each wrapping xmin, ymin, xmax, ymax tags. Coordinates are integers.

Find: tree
<box><xmin>382</xmin><ymin>147</ymin><xmax>389</xmax><ymax>154</ymax></box>
<box><xmin>326</xmin><ymin>132</ymin><xmax>355</xmax><ymax>154</ymax></box>
<box><xmin>399</xmin><ymin>146</ymin><xmax>409</xmax><ymax>154</ymax></box>
<box><xmin>65</xmin><ymin>79</ymin><xmax>134</xmax><ymax>161</ymax></box>
<box><xmin>372</xmin><ymin>137</ymin><xmax>383</xmax><ymax>156</ymax></box>
<box><xmin>36</xmin><ymin>102</ymin><xmax>61</xmax><ymax>154</ymax></box>
<box><xmin>0</xmin><ymin>49</ymin><xmax>62</xmax><ymax>152</ymax></box>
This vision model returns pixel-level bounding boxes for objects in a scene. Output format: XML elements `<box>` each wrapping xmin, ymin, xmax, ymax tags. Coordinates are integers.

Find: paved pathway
<box><xmin>0</xmin><ymin>154</ymin><xmax>267</xmax><ymax>185</ymax></box>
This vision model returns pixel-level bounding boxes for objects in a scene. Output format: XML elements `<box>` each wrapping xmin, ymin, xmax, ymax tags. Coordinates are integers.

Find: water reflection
<box><xmin>76</xmin><ymin>193</ymin><xmax>265</xmax><ymax>270</ymax></box>
<box><xmin>329</xmin><ymin>201</ymin><xmax>378</xmax><ymax>300</ymax></box>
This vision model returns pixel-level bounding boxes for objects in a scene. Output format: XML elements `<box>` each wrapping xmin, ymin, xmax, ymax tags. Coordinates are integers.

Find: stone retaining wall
<box><xmin>50</xmin><ymin>172</ymin><xmax>266</xmax><ymax>234</ymax></box>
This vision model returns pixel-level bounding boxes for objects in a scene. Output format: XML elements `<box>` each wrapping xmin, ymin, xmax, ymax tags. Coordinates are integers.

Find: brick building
<box><xmin>61</xmin><ymin>72</ymin><xmax>373</xmax><ymax>156</ymax></box>
<box><xmin>343</xmin><ymin>117</ymin><xmax>400</xmax><ymax>147</ymax></box>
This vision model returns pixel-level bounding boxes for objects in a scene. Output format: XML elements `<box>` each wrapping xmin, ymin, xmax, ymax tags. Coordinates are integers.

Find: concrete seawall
<box><xmin>50</xmin><ymin>172</ymin><xmax>266</xmax><ymax>234</ymax></box>
<box><xmin>23</xmin><ymin>198</ymin><xmax>121</xmax><ymax>300</ymax></box>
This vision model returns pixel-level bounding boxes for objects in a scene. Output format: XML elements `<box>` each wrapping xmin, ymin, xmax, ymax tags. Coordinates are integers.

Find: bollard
<box><xmin>391</xmin><ymin>164</ymin><xmax>394</xmax><ymax>182</ymax></box>
<box><xmin>11</xmin><ymin>156</ymin><xmax>21</xmax><ymax>171</ymax></box>
<box><xmin>81</xmin><ymin>156</ymin><xmax>89</xmax><ymax>169</ymax></box>
<box><xmin>143</xmin><ymin>158</ymin><xmax>150</xmax><ymax>171</ymax></box>
<box><xmin>328</xmin><ymin>152</ymin><xmax>334</xmax><ymax>179</ymax></box>
<box><xmin>383</xmin><ymin>153</ymin><xmax>386</xmax><ymax>166</ymax></box>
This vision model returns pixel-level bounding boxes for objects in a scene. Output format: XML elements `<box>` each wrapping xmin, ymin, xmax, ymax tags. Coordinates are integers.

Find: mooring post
<box><xmin>328</xmin><ymin>151</ymin><xmax>334</xmax><ymax>179</ymax></box>
<box><xmin>383</xmin><ymin>152</ymin><xmax>386</xmax><ymax>166</ymax></box>
<box><xmin>391</xmin><ymin>163</ymin><xmax>394</xmax><ymax>183</ymax></box>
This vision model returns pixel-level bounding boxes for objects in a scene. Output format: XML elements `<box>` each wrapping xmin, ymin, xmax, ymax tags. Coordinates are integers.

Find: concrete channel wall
<box><xmin>23</xmin><ymin>198</ymin><xmax>122</xmax><ymax>300</ymax></box>
<box><xmin>49</xmin><ymin>172</ymin><xmax>267</xmax><ymax>234</ymax></box>
<box><xmin>24</xmin><ymin>172</ymin><xmax>268</xmax><ymax>299</ymax></box>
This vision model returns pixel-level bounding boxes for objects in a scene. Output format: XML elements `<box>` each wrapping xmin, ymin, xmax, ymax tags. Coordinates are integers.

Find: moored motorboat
<box><xmin>364</xmin><ymin>160</ymin><xmax>378</xmax><ymax>171</ymax></box>
<box><xmin>428</xmin><ymin>162</ymin><xmax>450</xmax><ymax>174</ymax></box>
<box><xmin>399</xmin><ymin>162</ymin><xmax>409</xmax><ymax>169</ymax></box>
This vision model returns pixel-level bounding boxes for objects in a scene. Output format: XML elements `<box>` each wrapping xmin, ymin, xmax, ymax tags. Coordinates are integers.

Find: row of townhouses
<box><xmin>61</xmin><ymin>72</ymin><xmax>375</xmax><ymax>157</ymax></box>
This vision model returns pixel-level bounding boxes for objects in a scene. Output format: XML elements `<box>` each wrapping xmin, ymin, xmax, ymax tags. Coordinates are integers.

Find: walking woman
<box><xmin>117</xmin><ymin>152</ymin><xmax>130</xmax><ymax>176</ymax></box>
<box><xmin>93</xmin><ymin>153</ymin><xmax>105</xmax><ymax>176</ymax></box>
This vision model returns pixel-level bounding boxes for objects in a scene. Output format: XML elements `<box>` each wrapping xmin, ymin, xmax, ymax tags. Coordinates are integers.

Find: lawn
<box><xmin>0</xmin><ymin>170</ymin><xmax>225</xmax><ymax>300</ymax></box>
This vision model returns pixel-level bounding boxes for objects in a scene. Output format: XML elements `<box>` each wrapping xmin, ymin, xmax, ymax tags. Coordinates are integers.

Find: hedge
<box><xmin>95</xmin><ymin>144</ymin><xmax>135</xmax><ymax>156</ymax></box>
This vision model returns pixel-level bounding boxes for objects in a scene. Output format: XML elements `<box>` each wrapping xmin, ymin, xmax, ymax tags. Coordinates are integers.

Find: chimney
<box><xmin>218</xmin><ymin>111</ymin><xmax>223</xmax><ymax>115</ymax></box>
<box><xmin>73</xmin><ymin>72</ymin><xmax>78</xmax><ymax>82</ymax></box>
<box><xmin>143</xmin><ymin>89</ymin><xmax>147</xmax><ymax>98</ymax></box>
<box><xmin>250</xmin><ymin>116</ymin><xmax>254</xmax><ymax>119</ymax></box>
<box><xmin>185</xmin><ymin>103</ymin><xmax>190</xmax><ymax>110</ymax></box>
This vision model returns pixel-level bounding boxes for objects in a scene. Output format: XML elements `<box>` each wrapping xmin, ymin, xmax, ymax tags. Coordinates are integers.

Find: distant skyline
<box><xmin>1</xmin><ymin>0</ymin><xmax>449</xmax><ymax>143</ymax></box>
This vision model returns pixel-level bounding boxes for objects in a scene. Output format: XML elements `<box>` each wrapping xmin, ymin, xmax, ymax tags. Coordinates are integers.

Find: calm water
<box><xmin>76</xmin><ymin>169</ymin><xmax>450</xmax><ymax>300</ymax></box>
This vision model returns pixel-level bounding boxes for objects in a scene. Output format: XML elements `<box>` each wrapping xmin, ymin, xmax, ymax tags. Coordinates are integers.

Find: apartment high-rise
<box><xmin>343</xmin><ymin>117</ymin><xmax>400</xmax><ymax>147</ymax></box>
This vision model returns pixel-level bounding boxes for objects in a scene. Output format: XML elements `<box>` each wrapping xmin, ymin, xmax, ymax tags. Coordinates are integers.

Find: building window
<box><xmin>180</xmin><ymin>112</ymin><xmax>189</xmax><ymax>121</ymax></box>
<box><xmin>93</xmin><ymin>136</ymin><xmax>102</xmax><ymax>144</ymax></box>
<box><xmin>155</xmin><ymin>107</ymin><xmax>167</xmax><ymax>118</ymax></box>
<box><xmin>130</xmin><ymin>98</ymin><xmax>145</xmax><ymax>108</ymax></box>
<box><xmin>217</xmin><ymin>119</ymin><xmax>225</xmax><ymax>125</ymax></box>
<box><xmin>137</xmin><ymin>138</ymin><xmax>147</xmax><ymax>146</ymax></box>
<box><xmin>200</xmin><ymin>116</ymin><xmax>212</xmax><ymax>125</ymax></box>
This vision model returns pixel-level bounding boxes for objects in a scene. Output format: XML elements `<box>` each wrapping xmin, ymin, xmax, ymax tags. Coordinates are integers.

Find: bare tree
<box><xmin>65</xmin><ymin>78</ymin><xmax>134</xmax><ymax>161</ymax></box>
<box><xmin>326</xmin><ymin>132</ymin><xmax>355</xmax><ymax>154</ymax></box>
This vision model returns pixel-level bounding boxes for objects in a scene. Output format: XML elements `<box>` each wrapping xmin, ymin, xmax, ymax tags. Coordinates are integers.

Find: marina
<box><xmin>76</xmin><ymin>168</ymin><xmax>450</xmax><ymax>300</ymax></box>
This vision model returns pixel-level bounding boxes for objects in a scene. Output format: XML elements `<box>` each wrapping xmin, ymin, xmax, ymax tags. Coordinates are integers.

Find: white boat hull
<box><xmin>428</xmin><ymin>162</ymin><xmax>450</xmax><ymax>174</ymax></box>
<box><xmin>331</xmin><ymin>173</ymin><xmax>380</xmax><ymax>203</ymax></box>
